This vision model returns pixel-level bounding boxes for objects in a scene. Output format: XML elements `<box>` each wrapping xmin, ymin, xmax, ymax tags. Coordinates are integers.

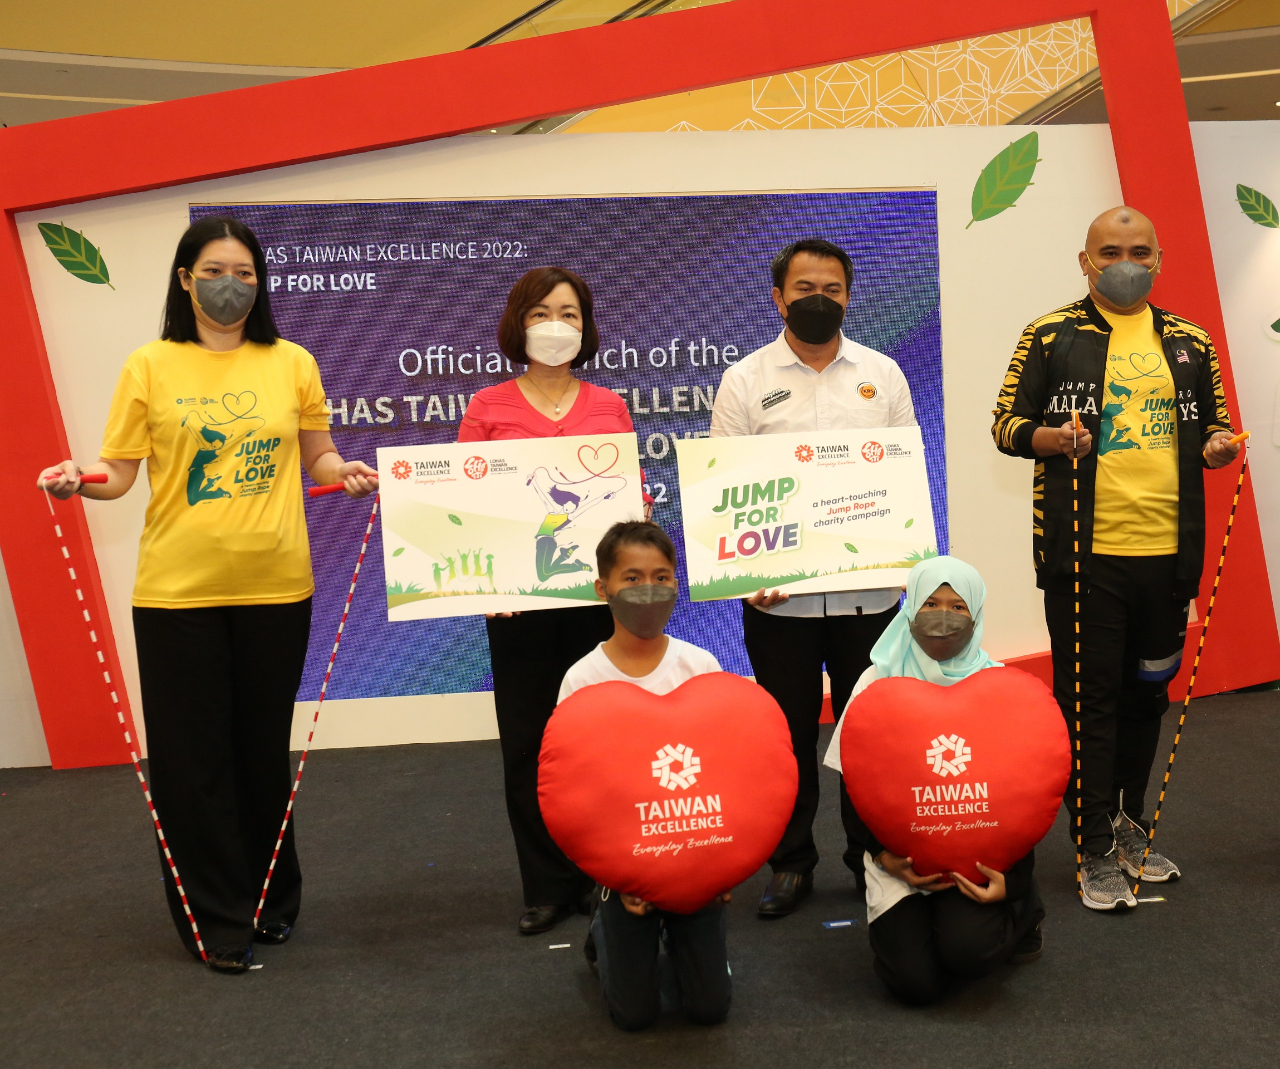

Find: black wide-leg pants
<box><xmin>486</xmin><ymin>604</ymin><xmax>614</xmax><ymax>907</ymax></box>
<box><xmin>132</xmin><ymin>598</ymin><xmax>311</xmax><ymax>955</ymax></box>
<box><xmin>742</xmin><ymin>602</ymin><xmax>898</xmax><ymax>875</ymax></box>
<box><xmin>1043</xmin><ymin>554</ymin><xmax>1188</xmax><ymax>855</ymax></box>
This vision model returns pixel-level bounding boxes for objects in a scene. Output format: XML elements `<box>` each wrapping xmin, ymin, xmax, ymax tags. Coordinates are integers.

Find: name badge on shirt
<box><xmin>762</xmin><ymin>388</ymin><xmax>791</xmax><ymax>411</ymax></box>
<box><xmin>857</xmin><ymin>381</ymin><xmax>879</xmax><ymax>402</ymax></box>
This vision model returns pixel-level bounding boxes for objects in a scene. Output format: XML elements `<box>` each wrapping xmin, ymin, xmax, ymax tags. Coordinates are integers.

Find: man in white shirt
<box><xmin>710</xmin><ymin>238</ymin><xmax>918</xmax><ymax>918</ymax></box>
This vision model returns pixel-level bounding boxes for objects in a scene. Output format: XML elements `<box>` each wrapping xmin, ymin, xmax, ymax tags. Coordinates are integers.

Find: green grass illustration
<box><xmin>690</xmin><ymin>556</ymin><xmax>935</xmax><ymax>600</ymax></box>
<box><xmin>516</xmin><ymin>581</ymin><xmax>600</xmax><ymax>601</ymax></box>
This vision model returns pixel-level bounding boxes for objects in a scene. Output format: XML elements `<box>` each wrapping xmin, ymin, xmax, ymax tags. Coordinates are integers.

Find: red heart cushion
<box><xmin>539</xmin><ymin>672</ymin><xmax>797</xmax><ymax>914</ymax></box>
<box><xmin>841</xmin><ymin>666</ymin><xmax>1070</xmax><ymax>885</ymax></box>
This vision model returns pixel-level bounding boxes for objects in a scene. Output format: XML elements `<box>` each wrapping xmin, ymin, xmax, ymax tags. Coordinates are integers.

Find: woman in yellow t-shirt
<box><xmin>38</xmin><ymin>216</ymin><xmax>377</xmax><ymax>974</ymax></box>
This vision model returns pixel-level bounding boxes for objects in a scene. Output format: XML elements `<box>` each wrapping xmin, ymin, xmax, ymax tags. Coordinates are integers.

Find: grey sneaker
<box><xmin>1079</xmin><ymin>847</ymin><xmax>1137</xmax><ymax>911</ymax></box>
<box><xmin>1113</xmin><ymin>812</ymin><xmax>1181</xmax><ymax>882</ymax></box>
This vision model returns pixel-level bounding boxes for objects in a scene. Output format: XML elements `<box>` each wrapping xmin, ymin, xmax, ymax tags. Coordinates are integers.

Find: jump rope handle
<box><xmin>42</xmin><ymin>472</ymin><xmax>108</xmax><ymax>489</ymax></box>
<box><xmin>1228</xmin><ymin>431</ymin><xmax>1250</xmax><ymax>447</ymax></box>
<box><xmin>308</xmin><ymin>473</ymin><xmax>380</xmax><ymax>498</ymax></box>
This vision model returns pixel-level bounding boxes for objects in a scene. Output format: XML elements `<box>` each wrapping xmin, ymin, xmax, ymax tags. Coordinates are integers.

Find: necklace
<box><xmin>524</xmin><ymin>374</ymin><xmax>574</xmax><ymax>416</ymax></box>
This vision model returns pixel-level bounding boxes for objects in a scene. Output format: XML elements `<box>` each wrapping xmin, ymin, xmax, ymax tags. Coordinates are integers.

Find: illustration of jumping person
<box><xmin>180</xmin><ymin>400</ymin><xmax>264</xmax><ymax>505</ymax></box>
<box><xmin>433</xmin><ymin>563</ymin><xmax>444</xmax><ymax>591</ymax></box>
<box><xmin>485</xmin><ymin>554</ymin><xmax>495</xmax><ymax>592</ymax></box>
<box><xmin>1098</xmin><ymin>380</ymin><xmax>1140</xmax><ymax>455</ymax></box>
<box><xmin>526</xmin><ymin>465</ymin><xmax>627</xmax><ymax>582</ymax></box>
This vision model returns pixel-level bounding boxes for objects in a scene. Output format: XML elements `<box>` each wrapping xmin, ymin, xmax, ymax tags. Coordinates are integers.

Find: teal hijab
<box><xmin>870</xmin><ymin>555</ymin><xmax>1001</xmax><ymax>686</ymax></box>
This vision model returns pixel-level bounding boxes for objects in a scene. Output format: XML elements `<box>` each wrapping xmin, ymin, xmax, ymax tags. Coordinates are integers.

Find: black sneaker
<box><xmin>1010</xmin><ymin>924</ymin><xmax>1043</xmax><ymax>964</ymax></box>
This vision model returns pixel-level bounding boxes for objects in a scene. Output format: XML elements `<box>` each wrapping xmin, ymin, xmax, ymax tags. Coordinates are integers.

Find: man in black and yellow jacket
<box><xmin>992</xmin><ymin>206</ymin><xmax>1240</xmax><ymax>912</ymax></box>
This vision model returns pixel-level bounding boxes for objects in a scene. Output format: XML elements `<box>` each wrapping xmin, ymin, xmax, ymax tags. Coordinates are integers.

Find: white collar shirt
<box><xmin>709</xmin><ymin>331</ymin><xmax>917</xmax><ymax>617</ymax></box>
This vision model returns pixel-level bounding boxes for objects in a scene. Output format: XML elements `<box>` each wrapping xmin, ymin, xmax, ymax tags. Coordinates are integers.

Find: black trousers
<box><xmin>132</xmin><ymin>598</ymin><xmax>311</xmax><ymax>955</ymax></box>
<box><xmin>592</xmin><ymin>891</ymin><xmax>731</xmax><ymax>1031</ymax></box>
<box><xmin>487</xmin><ymin>605</ymin><xmax>614</xmax><ymax>907</ymax></box>
<box><xmin>742</xmin><ymin>602</ymin><xmax>898</xmax><ymax>875</ymax></box>
<box><xmin>1044</xmin><ymin>554</ymin><xmax>1187</xmax><ymax>855</ymax></box>
<box><xmin>869</xmin><ymin>882</ymin><xmax>1044</xmax><ymax>1006</ymax></box>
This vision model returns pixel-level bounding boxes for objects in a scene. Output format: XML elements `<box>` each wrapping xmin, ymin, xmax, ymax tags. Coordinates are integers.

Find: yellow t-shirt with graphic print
<box><xmin>100</xmin><ymin>339</ymin><xmax>331</xmax><ymax>608</ymax></box>
<box><xmin>1092</xmin><ymin>306</ymin><xmax>1179</xmax><ymax>555</ymax></box>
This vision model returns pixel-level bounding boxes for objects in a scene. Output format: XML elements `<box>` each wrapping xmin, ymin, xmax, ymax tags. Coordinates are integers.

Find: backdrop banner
<box><xmin>190</xmin><ymin>194</ymin><xmax>943</xmax><ymax>700</ymax></box>
<box><xmin>676</xmin><ymin>427</ymin><xmax>937</xmax><ymax>600</ymax></box>
<box><xmin>377</xmin><ymin>433</ymin><xmax>644</xmax><ymax>619</ymax></box>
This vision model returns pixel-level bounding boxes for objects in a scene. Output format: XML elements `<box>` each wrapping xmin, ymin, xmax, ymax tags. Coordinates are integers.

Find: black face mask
<box><xmin>909</xmin><ymin>609</ymin><xmax>975</xmax><ymax>663</ymax></box>
<box><xmin>606</xmin><ymin>584</ymin><xmax>677</xmax><ymax>639</ymax></box>
<box><xmin>785</xmin><ymin>294</ymin><xmax>846</xmax><ymax>345</ymax></box>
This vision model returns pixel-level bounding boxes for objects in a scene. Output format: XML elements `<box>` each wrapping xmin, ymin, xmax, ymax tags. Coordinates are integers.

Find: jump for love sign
<box><xmin>377</xmin><ymin>434</ymin><xmax>644</xmax><ymax>620</ymax></box>
<box><xmin>675</xmin><ymin>428</ymin><xmax>938</xmax><ymax>600</ymax></box>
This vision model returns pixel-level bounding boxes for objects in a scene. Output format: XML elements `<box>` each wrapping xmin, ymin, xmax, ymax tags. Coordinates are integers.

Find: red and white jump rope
<box><xmin>42</xmin><ymin>472</ymin><xmax>208</xmax><ymax>960</ymax></box>
<box><xmin>253</xmin><ymin>482</ymin><xmax>379</xmax><ymax>925</ymax></box>
<box><xmin>45</xmin><ymin>471</ymin><xmax>379</xmax><ymax>953</ymax></box>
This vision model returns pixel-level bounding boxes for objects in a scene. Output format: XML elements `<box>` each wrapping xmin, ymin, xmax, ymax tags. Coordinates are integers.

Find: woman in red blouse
<box><xmin>462</xmin><ymin>267</ymin><xmax>636</xmax><ymax>935</ymax></box>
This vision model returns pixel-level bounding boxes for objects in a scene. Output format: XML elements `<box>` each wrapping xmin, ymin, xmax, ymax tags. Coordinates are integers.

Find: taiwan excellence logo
<box><xmin>391</xmin><ymin>459</ymin><xmax>412</xmax><ymax>480</ymax></box>
<box><xmin>652</xmin><ymin>743</ymin><xmax>702</xmax><ymax>791</ymax></box>
<box><xmin>462</xmin><ymin>456</ymin><xmax>489</xmax><ymax>480</ymax></box>
<box><xmin>794</xmin><ymin>444</ymin><xmax>814</xmax><ymax>463</ymax></box>
<box><xmin>860</xmin><ymin>441</ymin><xmax>885</xmax><ymax>463</ymax></box>
<box><xmin>926</xmin><ymin>734</ymin><xmax>972</xmax><ymax>778</ymax></box>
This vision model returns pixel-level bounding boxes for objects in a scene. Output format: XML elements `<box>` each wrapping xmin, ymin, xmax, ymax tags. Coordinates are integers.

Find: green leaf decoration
<box><xmin>707</xmin><ymin>458</ymin><xmax>716</xmax><ymax>468</ymax></box>
<box><xmin>844</xmin><ymin>543</ymin><xmax>858</xmax><ymax>553</ymax></box>
<box><xmin>448</xmin><ymin>514</ymin><xmax>462</xmax><ymax>526</ymax></box>
<box><xmin>37</xmin><ymin>222</ymin><xmax>115</xmax><ymax>288</ymax></box>
<box><xmin>1236</xmin><ymin>184</ymin><xmax>1279</xmax><ymax>228</ymax></box>
<box><xmin>1272</xmin><ymin>315</ymin><xmax>1280</xmax><ymax>334</ymax></box>
<box><xmin>392</xmin><ymin>547</ymin><xmax>404</xmax><ymax>557</ymax></box>
<box><xmin>966</xmin><ymin>132</ymin><xmax>1040</xmax><ymax>229</ymax></box>
<box><xmin>904</xmin><ymin>518</ymin><xmax>914</xmax><ymax>529</ymax></box>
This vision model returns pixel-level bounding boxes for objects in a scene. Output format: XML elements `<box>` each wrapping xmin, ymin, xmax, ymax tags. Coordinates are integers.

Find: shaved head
<box><xmin>1079</xmin><ymin>205</ymin><xmax>1162</xmax><ymax>313</ymax></box>
<box><xmin>1086</xmin><ymin>206</ymin><xmax>1159</xmax><ymax>252</ymax></box>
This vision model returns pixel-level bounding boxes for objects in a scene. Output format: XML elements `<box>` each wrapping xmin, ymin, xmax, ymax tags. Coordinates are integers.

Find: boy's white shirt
<box><xmin>823</xmin><ymin>664</ymin><xmax>929</xmax><ymax>923</ymax></box>
<box><xmin>557</xmin><ymin>635</ymin><xmax>722</xmax><ymax>704</ymax></box>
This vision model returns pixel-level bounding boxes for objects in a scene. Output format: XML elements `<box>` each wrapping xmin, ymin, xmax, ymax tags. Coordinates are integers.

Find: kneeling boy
<box><xmin>558</xmin><ymin>520</ymin><xmax>730</xmax><ymax>1031</ymax></box>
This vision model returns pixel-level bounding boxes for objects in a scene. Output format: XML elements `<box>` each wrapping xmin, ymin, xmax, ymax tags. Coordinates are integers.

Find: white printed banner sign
<box><xmin>377</xmin><ymin>434</ymin><xmax>644</xmax><ymax>620</ymax></box>
<box><xmin>675</xmin><ymin>427</ymin><xmax>938</xmax><ymax>601</ymax></box>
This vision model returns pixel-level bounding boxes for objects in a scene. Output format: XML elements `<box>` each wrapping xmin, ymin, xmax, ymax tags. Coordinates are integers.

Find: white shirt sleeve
<box><xmin>709</xmin><ymin>363</ymin><xmax>750</xmax><ymax>438</ymax></box>
<box><xmin>822</xmin><ymin>665</ymin><xmax>879</xmax><ymax>774</ymax></box>
<box><xmin>887</xmin><ymin>362</ymin><xmax>917</xmax><ymax>428</ymax></box>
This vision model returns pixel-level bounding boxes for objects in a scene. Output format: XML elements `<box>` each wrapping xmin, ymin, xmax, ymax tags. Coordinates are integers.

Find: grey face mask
<box><xmin>1092</xmin><ymin>259</ymin><xmax>1154</xmax><ymax>308</ymax></box>
<box><xmin>607</xmin><ymin>584</ymin><xmax>677</xmax><ymax>640</ymax></box>
<box><xmin>192</xmin><ymin>274</ymin><xmax>258</xmax><ymax>326</ymax></box>
<box><xmin>909</xmin><ymin>609</ymin><xmax>975</xmax><ymax>663</ymax></box>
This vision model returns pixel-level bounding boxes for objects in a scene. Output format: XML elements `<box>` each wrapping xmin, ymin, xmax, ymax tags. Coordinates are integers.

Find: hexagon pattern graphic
<box><xmin>585</xmin><ymin>1</ymin><xmax>1200</xmax><ymax>132</ymax></box>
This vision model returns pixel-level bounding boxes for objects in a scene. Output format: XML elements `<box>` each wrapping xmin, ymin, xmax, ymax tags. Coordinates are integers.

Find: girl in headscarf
<box><xmin>823</xmin><ymin>556</ymin><xmax>1045</xmax><ymax>1005</ymax></box>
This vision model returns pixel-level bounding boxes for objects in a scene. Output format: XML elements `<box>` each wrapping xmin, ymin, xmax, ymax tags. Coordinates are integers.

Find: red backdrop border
<box><xmin>2</xmin><ymin>0</ymin><xmax>1275</xmax><ymax>767</ymax></box>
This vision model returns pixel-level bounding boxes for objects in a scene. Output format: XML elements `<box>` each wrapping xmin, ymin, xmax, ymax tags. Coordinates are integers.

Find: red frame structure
<box><xmin>2</xmin><ymin>0</ymin><xmax>1276</xmax><ymax>768</ymax></box>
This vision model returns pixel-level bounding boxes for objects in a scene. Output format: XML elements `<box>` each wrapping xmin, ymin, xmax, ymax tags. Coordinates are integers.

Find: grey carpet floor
<box><xmin>2</xmin><ymin>689</ymin><xmax>1278</xmax><ymax>1069</ymax></box>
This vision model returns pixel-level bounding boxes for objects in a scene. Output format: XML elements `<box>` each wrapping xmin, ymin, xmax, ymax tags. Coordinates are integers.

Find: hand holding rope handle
<box><xmin>308</xmin><ymin>470</ymin><xmax>380</xmax><ymax>498</ymax></box>
<box><xmin>1131</xmin><ymin>433</ymin><xmax>1250</xmax><ymax>891</ymax></box>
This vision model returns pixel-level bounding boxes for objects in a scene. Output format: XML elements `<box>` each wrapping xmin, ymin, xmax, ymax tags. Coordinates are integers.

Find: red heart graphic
<box><xmin>577</xmin><ymin>442</ymin><xmax>620</xmax><ymax>477</ymax></box>
<box><xmin>841</xmin><ymin>667</ymin><xmax>1069</xmax><ymax>885</ymax></box>
<box><xmin>539</xmin><ymin>673</ymin><xmax>797</xmax><ymax>914</ymax></box>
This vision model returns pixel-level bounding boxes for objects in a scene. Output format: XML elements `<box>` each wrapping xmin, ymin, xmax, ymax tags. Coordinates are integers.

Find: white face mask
<box><xmin>525</xmin><ymin>320</ymin><xmax>582</xmax><ymax>367</ymax></box>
